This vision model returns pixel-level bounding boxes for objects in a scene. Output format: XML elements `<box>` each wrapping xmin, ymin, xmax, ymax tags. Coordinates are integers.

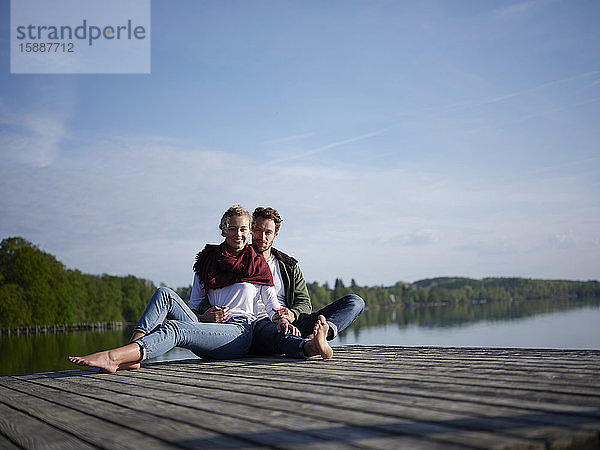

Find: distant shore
<box><xmin>1</xmin><ymin>321</ymin><xmax>133</xmax><ymax>336</ymax></box>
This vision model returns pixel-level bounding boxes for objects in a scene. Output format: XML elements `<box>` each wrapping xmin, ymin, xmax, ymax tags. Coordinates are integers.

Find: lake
<box><xmin>1</xmin><ymin>297</ymin><xmax>599</xmax><ymax>375</ymax></box>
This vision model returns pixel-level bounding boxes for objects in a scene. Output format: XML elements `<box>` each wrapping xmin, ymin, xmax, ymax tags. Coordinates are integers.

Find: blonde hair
<box><xmin>219</xmin><ymin>205</ymin><xmax>252</xmax><ymax>233</ymax></box>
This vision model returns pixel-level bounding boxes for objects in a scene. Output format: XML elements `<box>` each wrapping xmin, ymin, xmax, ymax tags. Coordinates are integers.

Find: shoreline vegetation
<box><xmin>2</xmin><ymin>321</ymin><xmax>131</xmax><ymax>336</ymax></box>
<box><xmin>2</xmin><ymin>237</ymin><xmax>599</xmax><ymax>333</ymax></box>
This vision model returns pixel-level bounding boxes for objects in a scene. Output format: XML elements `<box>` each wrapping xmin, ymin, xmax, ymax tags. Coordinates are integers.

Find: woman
<box><xmin>69</xmin><ymin>205</ymin><xmax>331</xmax><ymax>373</ymax></box>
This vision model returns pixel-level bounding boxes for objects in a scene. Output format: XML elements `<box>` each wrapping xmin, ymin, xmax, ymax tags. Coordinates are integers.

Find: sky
<box><xmin>0</xmin><ymin>0</ymin><xmax>599</xmax><ymax>289</ymax></box>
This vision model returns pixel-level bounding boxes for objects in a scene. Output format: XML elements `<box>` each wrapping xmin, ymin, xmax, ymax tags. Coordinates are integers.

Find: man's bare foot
<box><xmin>307</xmin><ymin>318</ymin><xmax>334</xmax><ymax>340</ymax></box>
<box><xmin>303</xmin><ymin>315</ymin><xmax>333</xmax><ymax>359</ymax></box>
<box><xmin>69</xmin><ymin>351</ymin><xmax>120</xmax><ymax>374</ymax></box>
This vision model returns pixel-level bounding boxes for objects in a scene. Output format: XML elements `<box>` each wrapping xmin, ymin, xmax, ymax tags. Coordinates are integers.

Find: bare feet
<box><xmin>303</xmin><ymin>315</ymin><xmax>333</xmax><ymax>359</ymax></box>
<box><xmin>69</xmin><ymin>351</ymin><xmax>120</xmax><ymax>373</ymax></box>
<box><xmin>117</xmin><ymin>332</ymin><xmax>145</xmax><ymax>371</ymax></box>
<box><xmin>117</xmin><ymin>362</ymin><xmax>141</xmax><ymax>371</ymax></box>
<box><xmin>307</xmin><ymin>317</ymin><xmax>333</xmax><ymax>340</ymax></box>
<box><xmin>68</xmin><ymin>342</ymin><xmax>142</xmax><ymax>374</ymax></box>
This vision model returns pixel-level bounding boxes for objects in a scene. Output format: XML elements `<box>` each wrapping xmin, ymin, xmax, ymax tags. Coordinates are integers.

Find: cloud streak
<box><xmin>263</xmin><ymin>132</ymin><xmax>315</xmax><ymax>145</ymax></box>
<box><xmin>268</xmin><ymin>128</ymin><xmax>386</xmax><ymax>166</ymax></box>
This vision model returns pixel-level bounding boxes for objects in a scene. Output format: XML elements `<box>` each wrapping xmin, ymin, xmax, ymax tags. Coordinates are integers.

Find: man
<box><xmin>249</xmin><ymin>207</ymin><xmax>364</xmax><ymax>355</ymax></box>
<box><xmin>196</xmin><ymin>206</ymin><xmax>364</xmax><ymax>356</ymax></box>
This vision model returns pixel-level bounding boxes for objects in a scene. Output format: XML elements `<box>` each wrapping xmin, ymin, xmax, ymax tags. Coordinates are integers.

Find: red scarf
<box><xmin>193</xmin><ymin>242</ymin><xmax>273</xmax><ymax>290</ymax></box>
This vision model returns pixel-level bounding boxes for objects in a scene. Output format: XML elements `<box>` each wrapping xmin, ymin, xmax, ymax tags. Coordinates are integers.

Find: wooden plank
<box><xmin>324</xmin><ymin>352</ymin><xmax>600</xmax><ymax>369</ymax></box>
<box><xmin>0</xmin><ymin>382</ymin><xmax>181</xmax><ymax>449</ymax></box>
<box><xmin>152</xmin><ymin>362</ymin><xmax>600</xmax><ymax>424</ymax></box>
<box><xmin>325</xmin><ymin>352</ymin><xmax>600</xmax><ymax>375</ymax></box>
<box><xmin>140</xmin><ymin>361</ymin><xmax>600</xmax><ymax>410</ymax></box>
<box><xmin>0</xmin><ymin>400</ymin><xmax>94</xmax><ymax>449</ymax></box>
<box><xmin>142</xmin><ymin>362</ymin><xmax>600</xmax><ymax>424</ymax></box>
<box><xmin>2</xmin><ymin>346</ymin><xmax>599</xmax><ymax>450</ymax></box>
<box><xmin>112</xmin><ymin>368</ymin><xmax>545</xmax><ymax>449</ymax></box>
<box><xmin>142</xmin><ymin>353</ymin><xmax>600</xmax><ymax>446</ymax></box>
<box><xmin>0</xmin><ymin>434</ymin><xmax>20</xmax><ymax>450</ymax></box>
<box><xmin>164</xmin><ymin>357</ymin><xmax>600</xmax><ymax>393</ymax></box>
<box><xmin>39</xmin><ymin>372</ymin><xmax>456</xmax><ymax>450</ymax></box>
<box><xmin>132</xmin><ymin>365</ymin><xmax>600</xmax><ymax>444</ymax></box>
<box><xmin>1</xmin><ymin>377</ymin><xmax>263</xmax><ymax>449</ymax></box>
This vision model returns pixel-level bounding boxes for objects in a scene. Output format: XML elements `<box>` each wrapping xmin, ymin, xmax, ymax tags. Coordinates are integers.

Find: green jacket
<box><xmin>195</xmin><ymin>247</ymin><xmax>313</xmax><ymax>321</ymax></box>
<box><xmin>270</xmin><ymin>247</ymin><xmax>312</xmax><ymax>322</ymax></box>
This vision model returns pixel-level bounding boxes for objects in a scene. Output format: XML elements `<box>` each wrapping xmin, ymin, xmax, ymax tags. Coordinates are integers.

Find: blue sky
<box><xmin>1</xmin><ymin>0</ymin><xmax>599</xmax><ymax>288</ymax></box>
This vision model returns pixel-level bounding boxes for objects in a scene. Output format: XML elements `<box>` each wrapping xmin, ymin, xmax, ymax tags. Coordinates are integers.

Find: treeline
<box><xmin>0</xmin><ymin>237</ymin><xmax>156</xmax><ymax>329</ymax></box>
<box><xmin>2</xmin><ymin>237</ymin><xmax>599</xmax><ymax>329</ymax></box>
<box><xmin>307</xmin><ymin>276</ymin><xmax>600</xmax><ymax>310</ymax></box>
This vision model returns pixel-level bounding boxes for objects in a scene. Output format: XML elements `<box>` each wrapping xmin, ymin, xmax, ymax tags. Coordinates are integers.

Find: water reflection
<box><xmin>0</xmin><ymin>327</ymin><xmax>133</xmax><ymax>376</ymax></box>
<box><xmin>336</xmin><ymin>297</ymin><xmax>600</xmax><ymax>348</ymax></box>
<box><xmin>1</xmin><ymin>297</ymin><xmax>599</xmax><ymax>376</ymax></box>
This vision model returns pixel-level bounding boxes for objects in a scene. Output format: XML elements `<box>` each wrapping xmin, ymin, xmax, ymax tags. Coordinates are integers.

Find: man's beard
<box><xmin>252</xmin><ymin>241</ymin><xmax>271</xmax><ymax>252</ymax></box>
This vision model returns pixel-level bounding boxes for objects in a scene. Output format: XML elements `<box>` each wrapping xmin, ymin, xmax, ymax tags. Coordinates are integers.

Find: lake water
<box><xmin>1</xmin><ymin>298</ymin><xmax>599</xmax><ymax>375</ymax></box>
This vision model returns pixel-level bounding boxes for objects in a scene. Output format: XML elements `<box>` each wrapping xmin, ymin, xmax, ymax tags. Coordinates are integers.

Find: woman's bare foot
<box><xmin>117</xmin><ymin>362</ymin><xmax>141</xmax><ymax>371</ymax></box>
<box><xmin>116</xmin><ymin>332</ymin><xmax>145</xmax><ymax>371</ymax></box>
<box><xmin>69</xmin><ymin>351</ymin><xmax>120</xmax><ymax>373</ymax></box>
<box><xmin>69</xmin><ymin>343</ymin><xmax>142</xmax><ymax>374</ymax></box>
<box><xmin>302</xmin><ymin>315</ymin><xmax>333</xmax><ymax>359</ymax></box>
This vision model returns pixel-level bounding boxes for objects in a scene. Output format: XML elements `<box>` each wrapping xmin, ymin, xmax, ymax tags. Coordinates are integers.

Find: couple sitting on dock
<box><xmin>69</xmin><ymin>205</ymin><xmax>365</xmax><ymax>372</ymax></box>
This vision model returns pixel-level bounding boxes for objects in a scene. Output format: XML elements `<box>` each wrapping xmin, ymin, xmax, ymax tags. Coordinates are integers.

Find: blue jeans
<box><xmin>133</xmin><ymin>287</ymin><xmax>252</xmax><ymax>360</ymax></box>
<box><xmin>252</xmin><ymin>318</ymin><xmax>308</xmax><ymax>358</ymax></box>
<box><xmin>295</xmin><ymin>294</ymin><xmax>365</xmax><ymax>339</ymax></box>
<box><xmin>251</xmin><ymin>294</ymin><xmax>365</xmax><ymax>357</ymax></box>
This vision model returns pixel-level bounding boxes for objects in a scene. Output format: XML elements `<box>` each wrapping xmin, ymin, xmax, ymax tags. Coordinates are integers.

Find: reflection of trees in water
<box><xmin>339</xmin><ymin>298</ymin><xmax>600</xmax><ymax>342</ymax></box>
<box><xmin>0</xmin><ymin>326</ymin><xmax>134</xmax><ymax>376</ymax></box>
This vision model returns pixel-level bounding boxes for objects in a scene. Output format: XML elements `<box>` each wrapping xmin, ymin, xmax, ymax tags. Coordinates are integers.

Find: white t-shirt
<box><xmin>189</xmin><ymin>274</ymin><xmax>282</xmax><ymax>322</ymax></box>
<box><xmin>266</xmin><ymin>254</ymin><xmax>285</xmax><ymax>304</ymax></box>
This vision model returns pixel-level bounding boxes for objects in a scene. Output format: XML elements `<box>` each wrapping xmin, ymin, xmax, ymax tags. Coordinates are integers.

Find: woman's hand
<box><xmin>198</xmin><ymin>306</ymin><xmax>230</xmax><ymax>323</ymax></box>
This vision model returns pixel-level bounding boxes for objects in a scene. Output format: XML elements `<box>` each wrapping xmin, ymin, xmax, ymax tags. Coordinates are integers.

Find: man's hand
<box><xmin>198</xmin><ymin>306</ymin><xmax>230</xmax><ymax>323</ymax></box>
<box><xmin>272</xmin><ymin>307</ymin><xmax>295</xmax><ymax>323</ymax></box>
<box><xmin>272</xmin><ymin>316</ymin><xmax>300</xmax><ymax>336</ymax></box>
<box><xmin>279</xmin><ymin>321</ymin><xmax>301</xmax><ymax>336</ymax></box>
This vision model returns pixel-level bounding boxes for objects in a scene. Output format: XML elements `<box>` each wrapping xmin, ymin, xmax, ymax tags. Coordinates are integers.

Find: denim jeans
<box><xmin>295</xmin><ymin>294</ymin><xmax>365</xmax><ymax>339</ymax></box>
<box><xmin>251</xmin><ymin>294</ymin><xmax>365</xmax><ymax>357</ymax></box>
<box><xmin>252</xmin><ymin>318</ymin><xmax>308</xmax><ymax>358</ymax></box>
<box><xmin>133</xmin><ymin>287</ymin><xmax>252</xmax><ymax>360</ymax></box>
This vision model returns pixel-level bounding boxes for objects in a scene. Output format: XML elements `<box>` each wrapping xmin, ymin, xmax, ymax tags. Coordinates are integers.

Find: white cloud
<box><xmin>1</xmin><ymin>128</ymin><xmax>598</xmax><ymax>287</ymax></box>
<box><xmin>0</xmin><ymin>112</ymin><xmax>67</xmax><ymax>167</ymax></box>
<box><xmin>494</xmin><ymin>0</ymin><xmax>550</xmax><ymax>18</ymax></box>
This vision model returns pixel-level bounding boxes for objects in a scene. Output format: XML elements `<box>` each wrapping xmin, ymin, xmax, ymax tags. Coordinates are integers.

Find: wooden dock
<box><xmin>0</xmin><ymin>345</ymin><xmax>599</xmax><ymax>449</ymax></box>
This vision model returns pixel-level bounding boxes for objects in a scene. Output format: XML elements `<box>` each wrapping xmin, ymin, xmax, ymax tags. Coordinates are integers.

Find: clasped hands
<box><xmin>197</xmin><ymin>305</ymin><xmax>300</xmax><ymax>336</ymax></box>
<box><xmin>198</xmin><ymin>305</ymin><xmax>230</xmax><ymax>323</ymax></box>
<box><xmin>272</xmin><ymin>307</ymin><xmax>300</xmax><ymax>336</ymax></box>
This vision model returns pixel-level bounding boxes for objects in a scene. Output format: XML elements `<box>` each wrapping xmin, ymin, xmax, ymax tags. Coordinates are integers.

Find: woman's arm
<box><xmin>191</xmin><ymin>274</ymin><xmax>230</xmax><ymax>322</ymax></box>
<box><xmin>189</xmin><ymin>274</ymin><xmax>207</xmax><ymax>312</ymax></box>
<box><xmin>260</xmin><ymin>285</ymin><xmax>284</xmax><ymax>320</ymax></box>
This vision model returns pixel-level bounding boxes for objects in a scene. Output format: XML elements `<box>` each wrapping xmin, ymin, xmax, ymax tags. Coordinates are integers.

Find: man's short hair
<box><xmin>252</xmin><ymin>207</ymin><xmax>283</xmax><ymax>233</ymax></box>
<box><xmin>219</xmin><ymin>205</ymin><xmax>252</xmax><ymax>233</ymax></box>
